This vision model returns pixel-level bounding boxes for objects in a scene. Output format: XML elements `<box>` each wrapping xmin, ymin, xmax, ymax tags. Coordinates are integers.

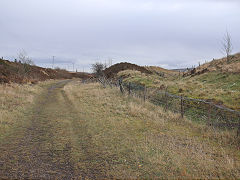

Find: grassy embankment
<box><xmin>0</xmin><ymin>80</ymin><xmax>240</xmax><ymax>178</ymax></box>
<box><xmin>64</xmin><ymin>82</ymin><xmax>240</xmax><ymax>178</ymax></box>
<box><xmin>117</xmin><ymin>69</ymin><xmax>240</xmax><ymax>111</ymax></box>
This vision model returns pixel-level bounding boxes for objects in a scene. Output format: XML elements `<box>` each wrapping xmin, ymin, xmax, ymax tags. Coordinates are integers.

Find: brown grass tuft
<box><xmin>62</xmin><ymin>82</ymin><xmax>240</xmax><ymax>178</ymax></box>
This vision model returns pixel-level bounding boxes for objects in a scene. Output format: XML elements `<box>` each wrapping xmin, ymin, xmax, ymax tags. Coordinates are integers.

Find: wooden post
<box><xmin>120</xmin><ymin>84</ymin><xmax>124</xmax><ymax>94</ymax></box>
<box><xmin>119</xmin><ymin>79</ymin><xmax>124</xmax><ymax>94</ymax></box>
<box><xmin>108</xmin><ymin>79</ymin><xmax>112</xmax><ymax>88</ymax></box>
<box><xmin>144</xmin><ymin>86</ymin><xmax>147</xmax><ymax>102</ymax></box>
<box><xmin>103</xmin><ymin>77</ymin><xmax>106</xmax><ymax>88</ymax></box>
<box><xmin>180</xmin><ymin>95</ymin><xmax>184</xmax><ymax>118</ymax></box>
<box><xmin>128</xmin><ymin>82</ymin><xmax>131</xmax><ymax>95</ymax></box>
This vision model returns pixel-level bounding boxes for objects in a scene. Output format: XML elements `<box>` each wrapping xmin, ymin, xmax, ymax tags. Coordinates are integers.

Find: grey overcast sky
<box><xmin>0</xmin><ymin>0</ymin><xmax>239</xmax><ymax>71</ymax></box>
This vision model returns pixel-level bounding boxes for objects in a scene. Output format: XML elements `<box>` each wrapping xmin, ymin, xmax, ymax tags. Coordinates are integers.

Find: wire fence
<box><xmin>83</xmin><ymin>77</ymin><xmax>240</xmax><ymax>136</ymax></box>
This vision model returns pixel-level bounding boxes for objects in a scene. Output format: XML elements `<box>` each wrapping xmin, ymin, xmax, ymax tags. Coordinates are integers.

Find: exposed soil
<box><xmin>0</xmin><ymin>58</ymin><xmax>91</xmax><ymax>84</ymax></box>
<box><xmin>0</xmin><ymin>80</ymin><xmax>108</xmax><ymax>179</ymax></box>
<box><xmin>104</xmin><ymin>62</ymin><xmax>152</xmax><ymax>78</ymax></box>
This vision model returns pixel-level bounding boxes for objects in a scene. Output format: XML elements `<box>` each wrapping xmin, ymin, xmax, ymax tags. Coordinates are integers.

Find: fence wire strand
<box><xmin>85</xmin><ymin>77</ymin><xmax>240</xmax><ymax>135</ymax></box>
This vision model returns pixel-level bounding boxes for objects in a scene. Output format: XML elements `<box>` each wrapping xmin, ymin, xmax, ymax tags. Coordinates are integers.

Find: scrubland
<box><xmin>63</xmin><ymin>82</ymin><xmax>240</xmax><ymax>178</ymax></box>
<box><xmin>118</xmin><ymin>69</ymin><xmax>240</xmax><ymax>110</ymax></box>
<box><xmin>0</xmin><ymin>80</ymin><xmax>240</xmax><ymax>179</ymax></box>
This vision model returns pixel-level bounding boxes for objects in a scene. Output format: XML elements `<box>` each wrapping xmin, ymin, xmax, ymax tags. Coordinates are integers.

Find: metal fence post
<box><xmin>181</xmin><ymin>95</ymin><xmax>184</xmax><ymax>118</ymax></box>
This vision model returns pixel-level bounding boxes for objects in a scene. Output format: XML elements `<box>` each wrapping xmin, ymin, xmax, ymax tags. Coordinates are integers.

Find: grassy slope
<box><xmin>0</xmin><ymin>58</ymin><xmax>89</xmax><ymax>84</ymax></box>
<box><xmin>199</xmin><ymin>53</ymin><xmax>240</xmax><ymax>73</ymax></box>
<box><xmin>118</xmin><ymin>70</ymin><xmax>240</xmax><ymax>110</ymax></box>
<box><xmin>64</xmin><ymin>82</ymin><xmax>240</xmax><ymax>178</ymax></box>
<box><xmin>0</xmin><ymin>80</ymin><xmax>240</xmax><ymax>178</ymax></box>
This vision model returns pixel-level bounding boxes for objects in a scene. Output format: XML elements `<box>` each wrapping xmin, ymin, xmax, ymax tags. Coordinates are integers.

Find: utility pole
<box><xmin>52</xmin><ymin>56</ymin><xmax>55</xmax><ymax>69</ymax></box>
<box><xmin>108</xmin><ymin>58</ymin><xmax>113</xmax><ymax>67</ymax></box>
<box><xmin>104</xmin><ymin>60</ymin><xmax>107</xmax><ymax>68</ymax></box>
<box><xmin>72</xmin><ymin>62</ymin><xmax>75</xmax><ymax>72</ymax></box>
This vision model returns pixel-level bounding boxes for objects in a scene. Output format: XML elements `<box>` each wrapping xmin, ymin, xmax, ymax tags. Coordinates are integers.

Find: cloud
<box><xmin>0</xmin><ymin>0</ymin><xmax>239</xmax><ymax>71</ymax></box>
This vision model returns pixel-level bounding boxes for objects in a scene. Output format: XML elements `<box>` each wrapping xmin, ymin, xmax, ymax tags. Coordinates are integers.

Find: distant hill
<box><xmin>172</xmin><ymin>68</ymin><xmax>194</xmax><ymax>72</ymax></box>
<box><xmin>0</xmin><ymin>58</ymin><xmax>90</xmax><ymax>84</ymax></box>
<box><xmin>146</xmin><ymin>66</ymin><xmax>178</xmax><ymax>74</ymax></box>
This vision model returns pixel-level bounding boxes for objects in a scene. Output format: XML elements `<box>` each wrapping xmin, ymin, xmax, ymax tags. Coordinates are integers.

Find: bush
<box><xmin>91</xmin><ymin>62</ymin><xmax>106</xmax><ymax>77</ymax></box>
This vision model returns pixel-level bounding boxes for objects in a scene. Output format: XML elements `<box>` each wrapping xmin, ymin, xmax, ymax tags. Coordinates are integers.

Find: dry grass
<box><xmin>0</xmin><ymin>80</ymin><xmax>55</xmax><ymax>139</ymax></box>
<box><xmin>199</xmin><ymin>53</ymin><xmax>240</xmax><ymax>73</ymax></box>
<box><xmin>119</xmin><ymin>68</ymin><xmax>240</xmax><ymax>110</ymax></box>
<box><xmin>116</xmin><ymin>53</ymin><xmax>240</xmax><ymax>110</ymax></box>
<box><xmin>63</xmin><ymin>82</ymin><xmax>240</xmax><ymax>179</ymax></box>
<box><xmin>1</xmin><ymin>80</ymin><xmax>239</xmax><ymax>178</ymax></box>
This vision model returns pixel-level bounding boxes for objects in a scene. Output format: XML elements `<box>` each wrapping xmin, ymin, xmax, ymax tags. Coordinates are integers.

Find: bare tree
<box><xmin>221</xmin><ymin>31</ymin><xmax>233</xmax><ymax>62</ymax></box>
<box><xmin>17</xmin><ymin>50</ymin><xmax>35</xmax><ymax>76</ymax></box>
<box><xmin>91</xmin><ymin>62</ymin><xmax>106</xmax><ymax>77</ymax></box>
<box><xmin>18</xmin><ymin>49</ymin><xmax>35</xmax><ymax>65</ymax></box>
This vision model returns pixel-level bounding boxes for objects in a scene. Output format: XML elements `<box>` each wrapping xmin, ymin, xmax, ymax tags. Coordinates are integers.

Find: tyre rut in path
<box><xmin>60</xmin><ymin>90</ymin><xmax>114</xmax><ymax>179</ymax></box>
<box><xmin>0</xmin><ymin>80</ymin><xmax>76</xmax><ymax>179</ymax></box>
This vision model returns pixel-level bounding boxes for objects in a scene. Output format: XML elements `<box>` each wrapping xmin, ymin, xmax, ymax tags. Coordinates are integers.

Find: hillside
<box><xmin>110</xmin><ymin>55</ymin><xmax>240</xmax><ymax>111</ymax></box>
<box><xmin>201</xmin><ymin>53</ymin><xmax>240</xmax><ymax>73</ymax></box>
<box><xmin>183</xmin><ymin>53</ymin><xmax>240</xmax><ymax>77</ymax></box>
<box><xmin>0</xmin><ymin>58</ymin><xmax>90</xmax><ymax>84</ymax></box>
<box><xmin>146</xmin><ymin>66</ymin><xmax>178</xmax><ymax>75</ymax></box>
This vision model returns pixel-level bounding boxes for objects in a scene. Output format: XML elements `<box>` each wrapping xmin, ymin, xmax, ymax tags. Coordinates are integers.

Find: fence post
<box><xmin>144</xmin><ymin>86</ymin><xmax>147</xmax><ymax>102</ymax></box>
<box><xmin>165</xmin><ymin>87</ymin><xmax>168</xmax><ymax>111</ymax></box>
<box><xmin>180</xmin><ymin>95</ymin><xmax>184</xmax><ymax>118</ymax></box>
<box><xmin>237</xmin><ymin>115</ymin><xmax>240</xmax><ymax>137</ymax></box>
<box><xmin>208</xmin><ymin>103</ymin><xmax>212</xmax><ymax>125</ymax></box>
<box><xmin>108</xmin><ymin>79</ymin><xmax>112</xmax><ymax>88</ymax></box>
<box><xmin>103</xmin><ymin>77</ymin><xmax>106</xmax><ymax>88</ymax></box>
<box><xmin>118</xmin><ymin>79</ymin><xmax>124</xmax><ymax>94</ymax></box>
<box><xmin>128</xmin><ymin>82</ymin><xmax>131</xmax><ymax>95</ymax></box>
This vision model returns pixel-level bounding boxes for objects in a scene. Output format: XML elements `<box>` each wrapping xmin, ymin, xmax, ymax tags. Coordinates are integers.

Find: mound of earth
<box><xmin>104</xmin><ymin>62</ymin><xmax>152</xmax><ymax>78</ymax></box>
<box><xmin>0</xmin><ymin>58</ymin><xmax>91</xmax><ymax>84</ymax></box>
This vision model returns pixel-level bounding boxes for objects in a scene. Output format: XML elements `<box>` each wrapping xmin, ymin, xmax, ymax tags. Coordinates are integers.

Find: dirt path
<box><xmin>0</xmin><ymin>80</ymin><xmax>109</xmax><ymax>179</ymax></box>
<box><xmin>1</xmin><ymin>80</ymin><xmax>240</xmax><ymax>179</ymax></box>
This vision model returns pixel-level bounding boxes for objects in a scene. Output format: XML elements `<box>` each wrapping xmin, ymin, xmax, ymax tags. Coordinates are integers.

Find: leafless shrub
<box><xmin>91</xmin><ymin>62</ymin><xmax>106</xmax><ymax>77</ymax></box>
<box><xmin>17</xmin><ymin>50</ymin><xmax>35</xmax><ymax>76</ymax></box>
<box><xmin>221</xmin><ymin>31</ymin><xmax>233</xmax><ymax>62</ymax></box>
<box><xmin>18</xmin><ymin>50</ymin><xmax>34</xmax><ymax>65</ymax></box>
